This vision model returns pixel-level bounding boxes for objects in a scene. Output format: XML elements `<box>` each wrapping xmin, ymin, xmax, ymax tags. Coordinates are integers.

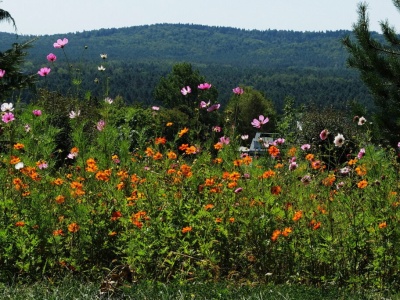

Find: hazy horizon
<box><xmin>1</xmin><ymin>0</ymin><xmax>400</xmax><ymax>36</ymax></box>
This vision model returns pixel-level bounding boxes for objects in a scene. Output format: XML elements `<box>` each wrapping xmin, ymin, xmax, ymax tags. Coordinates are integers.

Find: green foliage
<box><xmin>2</xmin><ymin>22</ymin><xmax>400</xmax><ymax>295</ymax></box>
<box><xmin>297</xmin><ymin>106</ymin><xmax>373</xmax><ymax>168</ymax></box>
<box><xmin>342</xmin><ymin>2</ymin><xmax>400</xmax><ymax>145</ymax></box>
<box><xmin>0</xmin><ymin>96</ymin><xmax>400</xmax><ymax>294</ymax></box>
<box><xmin>0</xmin><ymin>39</ymin><xmax>37</xmax><ymax>100</ymax></box>
<box><xmin>153</xmin><ymin>62</ymin><xmax>218</xmax><ymax>109</ymax></box>
<box><xmin>224</xmin><ymin>86</ymin><xmax>276</xmax><ymax>137</ymax></box>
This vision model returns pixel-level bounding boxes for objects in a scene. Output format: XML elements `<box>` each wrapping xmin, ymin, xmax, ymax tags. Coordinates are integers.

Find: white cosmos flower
<box><xmin>334</xmin><ymin>133</ymin><xmax>345</xmax><ymax>147</ymax></box>
<box><xmin>1</xmin><ymin>102</ymin><xmax>14</xmax><ymax>112</ymax></box>
<box><xmin>358</xmin><ymin>116</ymin><xmax>366</xmax><ymax>126</ymax></box>
<box><xmin>15</xmin><ymin>162</ymin><xmax>24</xmax><ymax>170</ymax></box>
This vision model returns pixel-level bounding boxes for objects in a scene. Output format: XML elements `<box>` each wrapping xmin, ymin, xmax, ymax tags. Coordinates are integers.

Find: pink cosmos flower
<box><xmin>46</xmin><ymin>53</ymin><xmax>57</xmax><ymax>62</ymax></box>
<box><xmin>212</xmin><ymin>126</ymin><xmax>221</xmax><ymax>132</ymax></box>
<box><xmin>336</xmin><ymin>182</ymin><xmax>345</xmax><ymax>190</ymax></box>
<box><xmin>37</xmin><ymin>161</ymin><xmax>48</xmax><ymax>170</ymax></box>
<box><xmin>219</xmin><ymin>136</ymin><xmax>230</xmax><ymax>145</ymax></box>
<box><xmin>97</xmin><ymin>120</ymin><xmax>106</xmax><ymax>131</ymax></box>
<box><xmin>207</xmin><ymin>103</ymin><xmax>220</xmax><ymax>112</ymax></box>
<box><xmin>398</xmin><ymin>142</ymin><xmax>400</xmax><ymax>148</ymax></box>
<box><xmin>181</xmin><ymin>86</ymin><xmax>191</xmax><ymax>95</ymax></box>
<box><xmin>152</xmin><ymin>106</ymin><xmax>160</xmax><ymax>111</ymax></box>
<box><xmin>234</xmin><ymin>187</ymin><xmax>243</xmax><ymax>193</ymax></box>
<box><xmin>340</xmin><ymin>166</ymin><xmax>351</xmax><ymax>175</ymax></box>
<box><xmin>53</xmin><ymin>38</ymin><xmax>68</xmax><ymax>48</ymax></box>
<box><xmin>301</xmin><ymin>144</ymin><xmax>311</xmax><ymax>151</ymax></box>
<box><xmin>199</xmin><ymin>100</ymin><xmax>210</xmax><ymax>108</ymax></box>
<box><xmin>319</xmin><ymin>129</ymin><xmax>329</xmax><ymax>140</ymax></box>
<box><xmin>198</xmin><ymin>83</ymin><xmax>212</xmax><ymax>90</ymax></box>
<box><xmin>2</xmin><ymin>112</ymin><xmax>15</xmax><ymax>123</ymax></box>
<box><xmin>251</xmin><ymin>115</ymin><xmax>269</xmax><ymax>128</ymax></box>
<box><xmin>32</xmin><ymin>110</ymin><xmax>42</xmax><ymax>116</ymax></box>
<box><xmin>232</xmin><ymin>87</ymin><xmax>243</xmax><ymax>95</ymax></box>
<box><xmin>301</xmin><ymin>175</ymin><xmax>311</xmax><ymax>185</ymax></box>
<box><xmin>274</xmin><ymin>138</ymin><xmax>285</xmax><ymax>145</ymax></box>
<box><xmin>0</xmin><ymin>69</ymin><xmax>5</xmax><ymax>78</ymax></box>
<box><xmin>38</xmin><ymin>67</ymin><xmax>51</xmax><ymax>77</ymax></box>
<box><xmin>67</xmin><ymin>152</ymin><xmax>77</xmax><ymax>159</ymax></box>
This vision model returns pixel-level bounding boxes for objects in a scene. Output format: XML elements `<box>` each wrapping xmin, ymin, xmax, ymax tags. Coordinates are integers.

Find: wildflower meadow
<box><xmin>1</xmin><ymin>37</ymin><xmax>400</xmax><ymax>296</ymax></box>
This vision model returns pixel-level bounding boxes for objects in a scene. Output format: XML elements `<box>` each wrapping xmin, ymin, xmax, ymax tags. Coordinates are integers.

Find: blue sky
<box><xmin>2</xmin><ymin>0</ymin><xmax>400</xmax><ymax>35</ymax></box>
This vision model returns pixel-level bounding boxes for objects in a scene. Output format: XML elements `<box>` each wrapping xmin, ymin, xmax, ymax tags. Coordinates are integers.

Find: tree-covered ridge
<box><xmin>0</xmin><ymin>24</ymin><xmax>373</xmax><ymax>110</ymax></box>
<box><xmin>1</xmin><ymin>24</ymin><xmax>351</xmax><ymax>68</ymax></box>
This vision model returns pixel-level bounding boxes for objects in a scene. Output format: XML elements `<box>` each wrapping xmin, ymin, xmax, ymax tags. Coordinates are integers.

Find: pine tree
<box><xmin>0</xmin><ymin>3</ymin><xmax>17</xmax><ymax>31</ymax></box>
<box><xmin>342</xmin><ymin>0</ymin><xmax>400</xmax><ymax>145</ymax></box>
<box><xmin>0</xmin><ymin>39</ymin><xmax>38</xmax><ymax>100</ymax></box>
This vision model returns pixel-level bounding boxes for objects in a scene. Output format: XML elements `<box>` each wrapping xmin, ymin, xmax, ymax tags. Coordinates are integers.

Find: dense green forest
<box><xmin>0</xmin><ymin>23</ymin><xmax>374</xmax><ymax>111</ymax></box>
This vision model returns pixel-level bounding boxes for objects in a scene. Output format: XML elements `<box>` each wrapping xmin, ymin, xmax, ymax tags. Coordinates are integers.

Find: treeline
<box><xmin>0</xmin><ymin>23</ymin><xmax>374</xmax><ymax>111</ymax></box>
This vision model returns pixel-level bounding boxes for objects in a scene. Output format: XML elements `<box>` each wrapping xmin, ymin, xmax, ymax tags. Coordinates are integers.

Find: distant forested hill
<box><xmin>0</xmin><ymin>23</ymin><xmax>374</xmax><ymax>111</ymax></box>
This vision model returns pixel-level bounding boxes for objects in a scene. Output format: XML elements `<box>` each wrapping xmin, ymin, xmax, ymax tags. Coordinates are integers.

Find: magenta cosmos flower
<box><xmin>46</xmin><ymin>53</ymin><xmax>57</xmax><ymax>62</ymax></box>
<box><xmin>38</xmin><ymin>67</ymin><xmax>51</xmax><ymax>77</ymax></box>
<box><xmin>32</xmin><ymin>110</ymin><xmax>42</xmax><ymax>116</ymax></box>
<box><xmin>357</xmin><ymin>148</ymin><xmax>366</xmax><ymax>159</ymax></box>
<box><xmin>251</xmin><ymin>115</ymin><xmax>269</xmax><ymax>128</ymax></box>
<box><xmin>2</xmin><ymin>112</ymin><xmax>15</xmax><ymax>123</ymax></box>
<box><xmin>0</xmin><ymin>69</ymin><xmax>5</xmax><ymax>78</ymax></box>
<box><xmin>319</xmin><ymin>129</ymin><xmax>329</xmax><ymax>140</ymax></box>
<box><xmin>207</xmin><ymin>103</ymin><xmax>220</xmax><ymax>112</ymax></box>
<box><xmin>198</xmin><ymin>83</ymin><xmax>212</xmax><ymax>90</ymax></box>
<box><xmin>53</xmin><ymin>38</ymin><xmax>68</xmax><ymax>48</ymax></box>
<box><xmin>232</xmin><ymin>87</ymin><xmax>244</xmax><ymax>95</ymax></box>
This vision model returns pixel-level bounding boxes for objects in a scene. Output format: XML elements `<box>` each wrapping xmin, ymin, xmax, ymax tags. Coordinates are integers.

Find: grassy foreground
<box><xmin>1</xmin><ymin>278</ymin><xmax>398</xmax><ymax>300</ymax></box>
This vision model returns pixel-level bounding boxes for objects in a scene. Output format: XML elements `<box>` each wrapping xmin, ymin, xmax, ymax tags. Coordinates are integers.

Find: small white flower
<box><xmin>1</xmin><ymin>102</ymin><xmax>14</xmax><ymax>112</ymax></box>
<box><xmin>241</xmin><ymin>135</ymin><xmax>249</xmax><ymax>140</ymax></box>
<box><xmin>100</xmin><ymin>53</ymin><xmax>107</xmax><ymax>59</ymax></box>
<box><xmin>104</xmin><ymin>97</ymin><xmax>113</xmax><ymax>104</ymax></box>
<box><xmin>98</xmin><ymin>65</ymin><xmax>106</xmax><ymax>71</ymax></box>
<box><xmin>69</xmin><ymin>110</ymin><xmax>81</xmax><ymax>119</ymax></box>
<box><xmin>15</xmin><ymin>162</ymin><xmax>24</xmax><ymax>170</ymax></box>
<box><xmin>334</xmin><ymin>133</ymin><xmax>345</xmax><ymax>147</ymax></box>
